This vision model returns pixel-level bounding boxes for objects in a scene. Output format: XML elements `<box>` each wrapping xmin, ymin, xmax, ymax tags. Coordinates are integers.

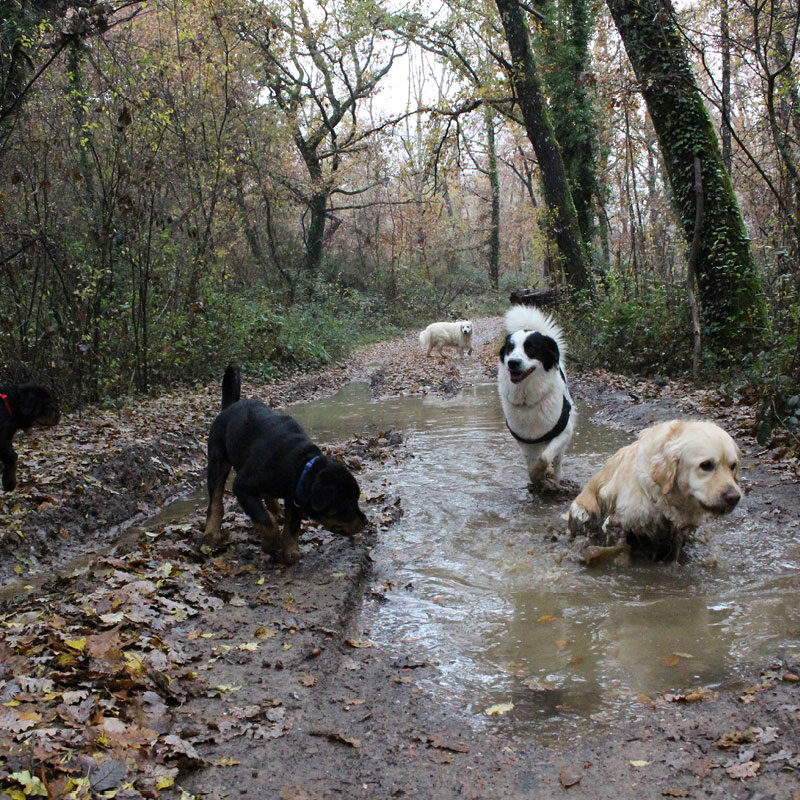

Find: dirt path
<box><xmin>1</xmin><ymin>318</ymin><xmax>799</xmax><ymax>799</ymax></box>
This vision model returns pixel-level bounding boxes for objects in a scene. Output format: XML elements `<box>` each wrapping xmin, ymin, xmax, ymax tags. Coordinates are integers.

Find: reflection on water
<box><xmin>291</xmin><ymin>377</ymin><xmax>800</xmax><ymax>737</ymax></box>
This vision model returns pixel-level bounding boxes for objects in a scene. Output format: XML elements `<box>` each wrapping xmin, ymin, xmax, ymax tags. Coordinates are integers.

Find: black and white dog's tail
<box><xmin>221</xmin><ymin>364</ymin><xmax>241</xmax><ymax>409</ymax></box>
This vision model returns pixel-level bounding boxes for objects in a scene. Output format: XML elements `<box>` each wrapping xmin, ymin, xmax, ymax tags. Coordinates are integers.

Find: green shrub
<box><xmin>563</xmin><ymin>279</ymin><xmax>692</xmax><ymax>376</ymax></box>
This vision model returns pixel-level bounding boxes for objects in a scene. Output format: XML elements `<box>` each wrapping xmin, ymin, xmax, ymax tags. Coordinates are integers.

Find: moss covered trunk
<box><xmin>606</xmin><ymin>0</ymin><xmax>767</xmax><ymax>356</ymax></box>
<box><xmin>495</xmin><ymin>0</ymin><xmax>590</xmax><ymax>292</ymax></box>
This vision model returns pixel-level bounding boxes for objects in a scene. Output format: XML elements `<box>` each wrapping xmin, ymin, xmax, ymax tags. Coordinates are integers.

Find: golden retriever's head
<box><xmin>641</xmin><ymin>420</ymin><xmax>741</xmax><ymax>516</ymax></box>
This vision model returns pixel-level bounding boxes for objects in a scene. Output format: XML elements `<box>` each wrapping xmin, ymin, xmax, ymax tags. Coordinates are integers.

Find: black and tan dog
<box><xmin>0</xmin><ymin>383</ymin><xmax>61</xmax><ymax>491</ymax></box>
<box><xmin>204</xmin><ymin>366</ymin><xmax>367</xmax><ymax>564</ymax></box>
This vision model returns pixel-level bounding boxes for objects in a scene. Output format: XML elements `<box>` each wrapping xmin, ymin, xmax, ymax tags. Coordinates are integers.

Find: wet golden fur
<box><xmin>568</xmin><ymin>419</ymin><xmax>742</xmax><ymax>560</ymax></box>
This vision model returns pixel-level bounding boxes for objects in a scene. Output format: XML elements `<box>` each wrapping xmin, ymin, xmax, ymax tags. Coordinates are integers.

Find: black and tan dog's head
<box><xmin>2</xmin><ymin>384</ymin><xmax>61</xmax><ymax>429</ymax></box>
<box><xmin>307</xmin><ymin>460</ymin><xmax>367</xmax><ymax>536</ymax></box>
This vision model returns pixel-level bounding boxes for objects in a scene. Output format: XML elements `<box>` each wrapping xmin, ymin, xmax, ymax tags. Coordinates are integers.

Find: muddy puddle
<box><xmin>290</xmin><ymin>379</ymin><xmax>800</xmax><ymax>740</ymax></box>
<box><xmin>12</xmin><ymin>375</ymin><xmax>798</xmax><ymax>742</ymax></box>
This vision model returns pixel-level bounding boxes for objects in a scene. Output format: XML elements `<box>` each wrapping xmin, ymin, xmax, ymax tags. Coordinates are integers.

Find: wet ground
<box><xmin>1</xmin><ymin>317</ymin><xmax>799</xmax><ymax>799</ymax></box>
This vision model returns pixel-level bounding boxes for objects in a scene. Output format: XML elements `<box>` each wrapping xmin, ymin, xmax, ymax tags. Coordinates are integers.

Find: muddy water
<box><xmin>290</xmin><ymin>379</ymin><xmax>800</xmax><ymax>738</ymax></box>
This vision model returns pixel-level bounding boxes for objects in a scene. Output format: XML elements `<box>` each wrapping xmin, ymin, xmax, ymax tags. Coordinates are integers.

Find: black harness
<box><xmin>505</xmin><ymin>395</ymin><xmax>572</xmax><ymax>445</ymax></box>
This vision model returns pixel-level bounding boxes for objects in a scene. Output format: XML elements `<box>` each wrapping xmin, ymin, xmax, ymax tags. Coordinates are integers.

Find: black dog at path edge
<box><xmin>0</xmin><ymin>383</ymin><xmax>61</xmax><ymax>491</ymax></box>
<box><xmin>204</xmin><ymin>365</ymin><xmax>367</xmax><ymax>564</ymax></box>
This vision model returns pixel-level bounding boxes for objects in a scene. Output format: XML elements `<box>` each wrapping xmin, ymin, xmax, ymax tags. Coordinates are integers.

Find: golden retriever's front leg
<box><xmin>580</xmin><ymin>514</ymin><xmax>631</xmax><ymax>565</ymax></box>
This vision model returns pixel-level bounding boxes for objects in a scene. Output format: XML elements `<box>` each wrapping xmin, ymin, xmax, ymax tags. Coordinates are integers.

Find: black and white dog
<box><xmin>498</xmin><ymin>305</ymin><xmax>575</xmax><ymax>492</ymax></box>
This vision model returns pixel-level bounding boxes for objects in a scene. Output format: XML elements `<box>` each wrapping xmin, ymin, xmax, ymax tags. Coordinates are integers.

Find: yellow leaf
<box><xmin>256</xmin><ymin>577</ymin><xmax>265</xmax><ymax>585</ymax></box>
<box><xmin>629</xmin><ymin>760</ymin><xmax>649</xmax><ymax>767</ymax></box>
<box><xmin>485</xmin><ymin>702</ymin><xmax>514</xmax><ymax>715</ymax></box>
<box><xmin>237</xmin><ymin>642</ymin><xmax>259</xmax><ymax>651</ymax></box>
<box><xmin>124</xmin><ymin>652</ymin><xmax>145</xmax><ymax>675</ymax></box>
<box><xmin>213</xmin><ymin>757</ymin><xmax>240</xmax><ymax>766</ymax></box>
<box><xmin>156</xmin><ymin>775</ymin><xmax>175</xmax><ymax>789</ymax></box>
<box><xmin>63</xmin><ymin>776</ymin><xmax>92</xmax><ymax>798</ymax></box>
<box><xmin>215</xmin><ymin>685</ymin><xmax>241</xmax><ymax>693</ymax></box>
<box><xmin>536</xmin><ymin>614</ymin><xmax>557</xmax><ymax>623</ymax></box>
<box><xmin>65</xmin><ymin>638</ymin><xmax>87</xmax><ymax>651</ymax></box>
<box><xmin>9</xmin><ymin>770</ymin><xmax>48</xmax><ymax>796</ymax></box>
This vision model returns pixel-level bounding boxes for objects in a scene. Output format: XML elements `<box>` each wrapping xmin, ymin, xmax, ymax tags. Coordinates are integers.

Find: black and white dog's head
<box><xmin>499</xmin><ymin>330</ymin><xmax>560</xmax><ymax>384</ymax></box>
<box><xmin>498</xmin><ymin>305</ymin><xmax>566</xmax><ymax>391</ymax></box>
<box><xmin>460</xmin><ymin>321</ymin><xmax>473</xmax><ymax>339</ymax></box>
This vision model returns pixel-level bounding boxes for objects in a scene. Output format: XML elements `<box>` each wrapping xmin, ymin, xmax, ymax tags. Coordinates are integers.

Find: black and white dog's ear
<box><xmin>541</xmin><ymin>336</ymin><xmax>560</xmax><ymax>369</ymax></box>
<box><xmin>498</xmin><ymin>335</ymin><xmax>512</xmax><ymax>361</ymax></box>
<box><xmin>523</xmin><ymin>332</ymin><xmax>560</xmax><ymax>371</ymax></box>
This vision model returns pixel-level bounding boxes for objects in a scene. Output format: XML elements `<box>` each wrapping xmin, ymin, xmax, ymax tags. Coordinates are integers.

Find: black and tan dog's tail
<box><xmin>221</xmin><ymin>364</ymin><xmax>241</xmax><ymax>409</ymax></box>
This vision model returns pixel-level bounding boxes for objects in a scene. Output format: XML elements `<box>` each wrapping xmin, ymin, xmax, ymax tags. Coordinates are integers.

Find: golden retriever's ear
<box><xmin>733</xmin><ymin>441</ymin><xmax>742</xmax><ymax>478</ymax></box>
<box><xmin>649</xmin><ymin>452</ymin><xmax>678</xmax><ymax>494</ymax></box>
<box><xmin>647</xmin><ymin>421</ymin><xmax>684</xmax><ymax>495</ymax></box>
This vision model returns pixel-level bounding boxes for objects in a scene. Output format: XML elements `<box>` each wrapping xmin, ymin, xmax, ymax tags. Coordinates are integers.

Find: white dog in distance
<box><xmin>419</xmin><ymin>320</ymin><xmax>473</xmax><ymax>358</ymax></box>
<box><xmin>497</xmin><ymin>305</ymin><xmax>575</xmax><ymax>492</ymax></box>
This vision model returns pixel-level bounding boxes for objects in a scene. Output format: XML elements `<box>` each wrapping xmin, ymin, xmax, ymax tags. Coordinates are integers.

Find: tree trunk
<box><xmin>295</xmin><ymin>134</ymin><xmax>328</xmax><ymax>287</ymax></box>
<box><xmin>533</xmin><ymin>0</ymin><xmax>599</xmax><ymax>247</ymax></box>
<box><xmin>485</xmin><ymin>106</ymin><xmax>501</xmax><ymax>290</ymax></box>
<box><xmin>606</xmin><ymin>0</ymin><xmax>767</xmax><ymax>355</ymax></box>
<box><xmin>720</xmin><ymin>0</ymin><xmax>732</xmax><ymax>173</ymax></box>
<box><xmin>495</xmin><ymin>0</ymin><xmax>590</xmax><ymax>292</ymax></box>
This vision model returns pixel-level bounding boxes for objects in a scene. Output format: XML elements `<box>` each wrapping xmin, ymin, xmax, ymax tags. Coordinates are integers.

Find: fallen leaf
<box><xmin>429</xmin><ymin>733</ymin><xmax>469</xmax><ymax>753</ymax></box>
<box><xmin>715</xmin><ymin>729</ymin><xmax>758</xmax><ymax>749</ymax></box>
<box><xmin>7</xmin><ymin>770</ymin><xmax>48</xmax><ymax>797</ymax></box>
<box><xmin>484</xmin><ymin>702</ymin><xmax>513</xmax><ymax>716</ymax></box>
<box><xmin>88</xmin><ymin>759</ymin><xmax>127</xmax><ymax>792</ymax></box>
<box><xmin>629</xmin><ymin>760</ymin><xmax>649</xmax><ymax>767</ymax></box>
<box><xmin>309</xmin><ymin>729</ymin><xmax>360</xmax><ymax>748</ymax></box>
<box><xmin>726</xmin><ymin>761</ymin><xmax>760</xmax><ymax>779</ymax></box>
<box><xmin>559</xmin><ymin>764</ymin><xmax>582</xmax><ymax>788</ymax></box>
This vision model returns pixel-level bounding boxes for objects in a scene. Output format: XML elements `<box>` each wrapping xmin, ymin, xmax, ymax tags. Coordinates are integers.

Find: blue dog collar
<box><xmin>295</xmin><ymin>455</ymin><xmax>321</xmax><ymax>504</ymax></box>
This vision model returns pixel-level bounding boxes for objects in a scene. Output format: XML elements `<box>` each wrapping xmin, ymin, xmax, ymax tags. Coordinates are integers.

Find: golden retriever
<box><xmin>567</xmin><ymin>419</ymin><xmax>741</xmax><ymax>562</ymax></box>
